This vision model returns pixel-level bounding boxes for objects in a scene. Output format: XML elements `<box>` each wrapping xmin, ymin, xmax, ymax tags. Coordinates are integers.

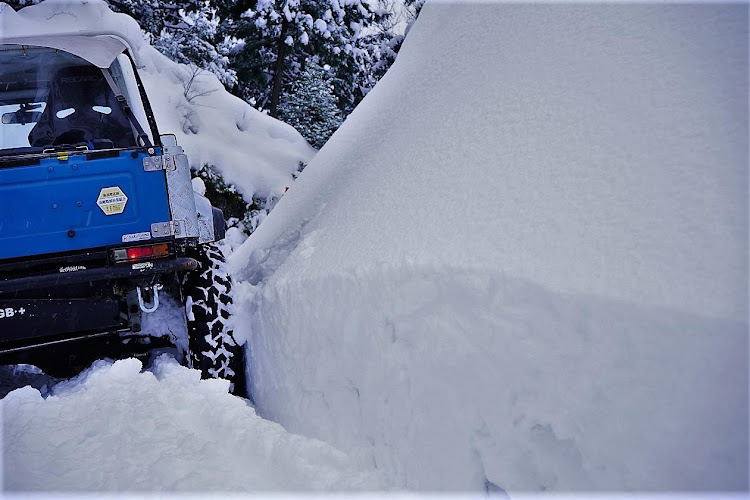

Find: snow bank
<box><xmin>2</xmin><ymin>356</ymin><xmax>384</xmax><ymax>491</ymax></box>
<box><xmin>235</xmin><ymin>266</ymin><xmax>747</xmax><ymax>491</ymax></box>
<box><xmin>231</xmin><ymin>2</ymin><xmax>748</xmax><ymax>492</ymax></box>
<box><xmin>0</xmin><ymin>0</ymin><xmax>315</xmax><ymax>201</ymax></box>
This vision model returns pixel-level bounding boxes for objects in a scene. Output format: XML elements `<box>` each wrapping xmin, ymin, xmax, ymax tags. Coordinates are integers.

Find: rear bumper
<box><xmin>0</xmin><ymin>257</ymin><xmax>197</xmax><ymax>294</ymax></box>
<box><xmin>0</xmin><ymin>330</ymin><xmax>177</xmax><ymax>379</ymax></box>
<box><xmin>0</xmin><ymin>256</ymin><xmax>196</xmax><ymax>364</ymax></box>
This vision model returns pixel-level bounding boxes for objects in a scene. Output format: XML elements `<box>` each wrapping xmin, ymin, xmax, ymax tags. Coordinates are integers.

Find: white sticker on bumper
<box><xmin>0</xmin><ymin>307</ymin><xmax>25</xmax><ymax>319</ymax></box>
<box><xmin>122</xmin><ymin>232</ymin><xmax>152</xmax><ymax>243</ymax></box>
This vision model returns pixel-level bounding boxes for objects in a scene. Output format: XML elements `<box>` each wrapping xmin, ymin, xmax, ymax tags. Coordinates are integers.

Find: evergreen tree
<box><xmin>107</xmin><ymin>0</ymin><xmax>175</xmax><ymax>37</ymax></box>
<box><xmin>278</xmin><ymin>62</ymin><xmax>341</xmax><ymax>148</ymax></box>
<box><xmin>225</xmin><ymin>0</ymin><xmax>386</xmax><ymax>117</ymax></box>
<box><xmin>107</xmin><ymin>0</ymin><xmax>237</xmax><ymax>87</ymax></box>
<box><xmin>151</xmin><ymin>1</ymin><xmax>237</xmax><ymax>87</ymax></box>
<box><xmin>4</xmin><ymin>0</ymin><xmax>42</xmax><ymax>8</ymax></box>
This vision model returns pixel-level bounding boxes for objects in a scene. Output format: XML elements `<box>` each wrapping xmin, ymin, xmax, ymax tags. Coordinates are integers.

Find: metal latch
<box><xmin>151</xmin><ymin>220</ymin><xmax>187</xmax><ymax>238</ymax></box>
<box><xmin>143</xmin><ymin>153</ymin><xmax>186</xmax><ymax>171</ymax></box>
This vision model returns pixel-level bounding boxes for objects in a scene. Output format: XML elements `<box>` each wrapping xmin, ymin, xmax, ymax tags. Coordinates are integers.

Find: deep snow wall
<box><xmin>235</xmin><ymin>2</ymin><xmax>747</xmax><ymax>321</ymax></box>
<box><xmin>231</xmin><ymin>2</ymin><xmax>748</xmax><ymax>492</ymax></box>
<box><xmin>239</xmin><ymin>266</ymin><xmax>747</xmax><ymax>491</ymax></box>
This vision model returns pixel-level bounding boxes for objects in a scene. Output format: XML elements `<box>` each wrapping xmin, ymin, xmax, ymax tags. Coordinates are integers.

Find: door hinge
<box><xmin>143</xmin><ymin>153</ymin><xmax>186</xmax><ymax>172</ymax></box>
<box><xmin>151</xmin><ymin>220</ymin><xmax>187</xmax><ymax>238</ymax></box>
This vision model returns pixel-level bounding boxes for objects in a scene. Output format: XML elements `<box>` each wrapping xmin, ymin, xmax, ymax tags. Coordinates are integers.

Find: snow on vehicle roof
<box><xmin>0</xmin><ymin>35</ymin><xmax>130</xmax><ymax>68</ymax></box>
<box><xmin>0</xmin><ymin>1</ymin><xmax>145</xmax><ymax>67</ymax></box>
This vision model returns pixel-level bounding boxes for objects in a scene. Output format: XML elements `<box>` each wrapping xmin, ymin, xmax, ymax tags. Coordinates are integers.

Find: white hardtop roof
<box><xmin>0</xmin><ymin>33</ymin><xmax>135</xmax><ymax>68</ymax></box>
<box><xmin>0</xmin><ymin>3</ymin><xmax>145</xmax><ymax>68</ymax></box>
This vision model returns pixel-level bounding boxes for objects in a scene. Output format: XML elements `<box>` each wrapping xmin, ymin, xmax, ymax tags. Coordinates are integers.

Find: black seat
<box><xmin>28</xmin><ymin>65</ymin><xmax>135</xmax><ymax>149</ymax></box>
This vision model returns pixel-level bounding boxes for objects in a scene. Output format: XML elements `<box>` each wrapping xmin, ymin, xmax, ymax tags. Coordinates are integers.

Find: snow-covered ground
<box><xmin>0</xmin><ymin>0</ymin><xmax>747</xmax><ymax>496</ymax></box>
<box><xmin>229</xmin><ymin>1</ymin><xmax>748</xmax><ymax>493</ymax></box>
<box><xmin>2</xmin><ymin>356</ymin><xmax>384</xmax><ymax>492</ymax></box>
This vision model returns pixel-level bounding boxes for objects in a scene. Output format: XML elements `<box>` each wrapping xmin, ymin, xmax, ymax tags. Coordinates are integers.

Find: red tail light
<box><xmin>113</xmin><ymin>243</ymin><xmax>170</xmax><ymax>263</ymax></box>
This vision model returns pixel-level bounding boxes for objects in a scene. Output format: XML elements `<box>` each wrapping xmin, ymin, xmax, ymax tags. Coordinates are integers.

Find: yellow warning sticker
<box><xmin>96</xmin><ymin>186</ymin><xmax>128</xmax><ymax>215</ymax></box>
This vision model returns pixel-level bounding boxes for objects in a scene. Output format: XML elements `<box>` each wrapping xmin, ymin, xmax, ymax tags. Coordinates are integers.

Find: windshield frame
<box><xmin>0</xmin><ymin>44</ymin><xmax>161</xmax><ymax>161</ymax></box>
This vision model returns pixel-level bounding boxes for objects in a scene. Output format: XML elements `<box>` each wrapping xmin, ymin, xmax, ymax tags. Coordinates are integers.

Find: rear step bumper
<box><xmin>0</xmin><ymin>330</ymin><xmax>177</xmax><ymax>379</ymax></box>
<box><xmin>0</xmin><ymin>257</ymin><xmax>198</xmax><ymax>294</ymax></box>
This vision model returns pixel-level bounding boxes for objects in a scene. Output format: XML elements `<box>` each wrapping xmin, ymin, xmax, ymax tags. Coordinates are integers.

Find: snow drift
<box><xmin>2</xmin><ymin>357</ymin><xmax>384</xmax><ymax>491</ymax></box>
<box><xmin>231</xmin><ymin>2</ymin><xmax>748</xmax><ymax>492</ymax></box>
<box><xmin>0</xmin><ymin>0</ymin><xmax>314</xmax><ymax>203</ymax></box>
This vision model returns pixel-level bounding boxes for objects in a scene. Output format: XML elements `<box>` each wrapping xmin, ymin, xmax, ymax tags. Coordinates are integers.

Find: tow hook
<box><xmin>137</xmin><ymin>284</ymin><xmax>163</xmax><ymax>313</ymax></box>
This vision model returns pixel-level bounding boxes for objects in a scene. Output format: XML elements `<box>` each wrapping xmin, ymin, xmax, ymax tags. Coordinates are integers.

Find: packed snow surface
<box><xmin>0</xmin><ymin>0</ymin><xmax>315</xmax><ymax>202</ymax></box>
<box><xmin>2</xmin><ymin>356</ymin><xmax>384</xmax><ymax>491</ymax></box>
<box><xmin>231</xmin><ymin>2</ymin><xmax>748</xmax><ymax>493</ymax></box>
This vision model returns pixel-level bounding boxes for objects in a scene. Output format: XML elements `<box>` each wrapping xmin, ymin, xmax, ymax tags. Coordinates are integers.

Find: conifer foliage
<box><xmin>108</xmin><ymin>0</ymin><xmax>238</xmax><ymax>87</ymax></box>
<box><xmin>278</xmin><ymin>62</ymin><xmax>342</xmax><ymax>148</ymax></box>
<box><xmin>227</xmin><ymin>0</ymin><xmax>387</xmax><ymax>118</ymax></box>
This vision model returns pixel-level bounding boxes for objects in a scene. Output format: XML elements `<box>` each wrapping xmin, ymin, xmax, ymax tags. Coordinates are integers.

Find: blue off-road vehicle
<box><xmin>0</xmin><ymin>32</ymin><xmax>245</xmax><ymax>394</ymax></box>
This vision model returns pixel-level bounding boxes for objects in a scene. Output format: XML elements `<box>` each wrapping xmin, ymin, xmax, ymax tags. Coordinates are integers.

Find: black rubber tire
<box><xmin>181</xmin><ymin>243</ymin><xmax>247</xmax><ymax>397</ymax></box>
